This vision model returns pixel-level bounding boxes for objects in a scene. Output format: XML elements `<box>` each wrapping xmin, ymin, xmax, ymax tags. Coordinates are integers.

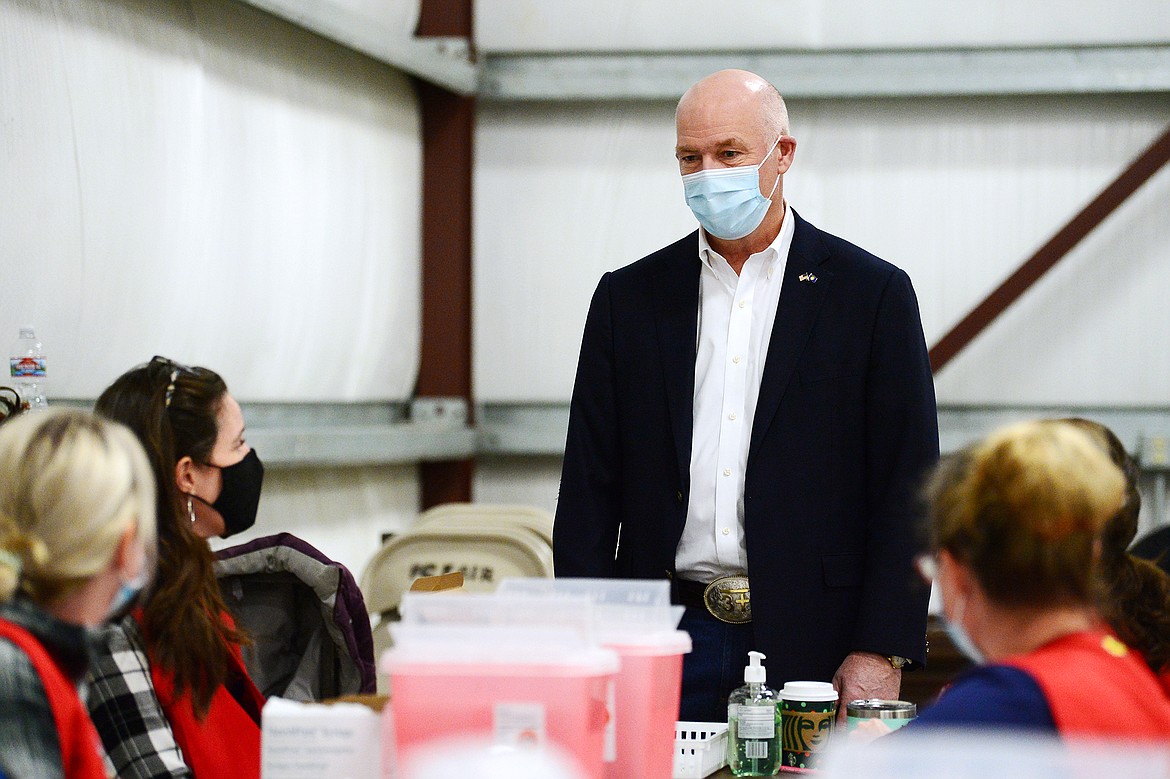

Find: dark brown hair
<box><xmin>96</xmin><ymin>358</ymin><xmax>245</xmax><ymax>717</ymax></box>
<box><xmin>1063</xmin><ymin>417</ymin><xmax>1170</xmax><ymax>674</ymax></box>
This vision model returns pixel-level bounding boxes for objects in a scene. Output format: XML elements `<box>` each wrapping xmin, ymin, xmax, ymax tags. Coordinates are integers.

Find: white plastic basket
<box><xmin>673</xmin><ymin>721</ymin><xmax>728</xmax><ymax>779</ymax></box>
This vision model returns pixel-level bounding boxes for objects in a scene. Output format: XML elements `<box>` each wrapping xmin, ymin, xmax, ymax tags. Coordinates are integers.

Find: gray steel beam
<box><xmin>206</xmin><ymin>7</ymin><xmax>1170</xmax><ymax>101</ymax></box>
<box><xmin>244</xmin><ymin>423</ymin><xmax>476</xmax><ymax>466</ymax></box>
<box><xmin>476</xmin><ymin>402</ymin><xmax>1170</xmax><ymax>467</ymax></box>
<box><xmin>477</xmin><ymin>402</ymin><xmax>570</xmax><ymax>456</ymax></box>
<box><xmin>243</xmin><ymin>398</ymin><xmax>476</xmax><ymax>466</ymax></box>
<box><xmin>935</xmin><ymin>406</ymin><xmax>1170</xmax><ymax>465</ymax></box>
<box><xmin>53</xmin><ymin>398</ymin><xmax>477</xmax><ymax>467</ymax></box>
<box><xmin>233</xmin><ymin>0</ymin><xmax>479</xmax><ymax>95</ymax></box>
<box><xmin>51</xmin><ymin>398</ymin><xmax>1170</xmax><ymax>468</ymax></box>
<box><xmin>479</xmin><ymin>45</ymin><xmax>1170</xmax><ymax>101</ymax></box>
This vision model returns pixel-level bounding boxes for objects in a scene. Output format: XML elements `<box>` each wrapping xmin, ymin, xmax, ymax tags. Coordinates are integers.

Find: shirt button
<box><xmin>732</xmin><ymin>356</ymin><xmax>741</xmax><ymax>364</ymax></box>
<box><xmin>728</xmin><ymin>413</ymin><xmax>737</xmax><ymax>421</ymax></box>
<box><xmin>738</xmin><ymin>300</ymin><xmax>746</xmax><ymax>308</ymax></box>
<box><xmin>722</xmin><ymin>528</ymin><xmax>730</xmax><ymax>536</ymax></box>
<box><xmin>723</xmin><ymin>468</ymin><xmax>731</xmax><ymax>477</ymax></box>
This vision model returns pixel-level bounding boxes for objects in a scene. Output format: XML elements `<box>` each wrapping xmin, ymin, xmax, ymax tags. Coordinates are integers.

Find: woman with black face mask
<box><xmin>87</xmin><ymin>357</ymin><xmax>266</xmax><ymax>778</ymax></box>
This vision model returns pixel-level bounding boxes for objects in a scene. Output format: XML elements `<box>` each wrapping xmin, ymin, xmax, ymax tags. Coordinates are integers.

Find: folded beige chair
<box><xmin>359</xmin><ymin>506</ymin><xmax>555</xmax><ymax>693</ymax></box>
<box><xmin>412</xmin><ymin>502</ymin><xmax>554</xmax><ymax>548</ymax></box>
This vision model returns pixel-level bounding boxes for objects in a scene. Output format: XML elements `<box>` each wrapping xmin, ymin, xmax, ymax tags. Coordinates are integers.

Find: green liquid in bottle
<box><xmin>727</xmin><ymin>698</ymin><xmax>779</xmax><ymax>775</ymax></box>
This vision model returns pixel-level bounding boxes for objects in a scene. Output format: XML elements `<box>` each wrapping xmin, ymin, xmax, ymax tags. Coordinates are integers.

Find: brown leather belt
<box><xmin>672</xmin><ymin>575</ymin><xmax>752</xmax><ymax>624</ymax></box>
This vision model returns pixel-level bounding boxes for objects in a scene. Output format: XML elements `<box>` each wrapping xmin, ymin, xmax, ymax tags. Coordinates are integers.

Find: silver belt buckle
<box><xmin>703</xmin><ymin>575</ymin><xmax>752</xmax><ymax>624</ymax></box>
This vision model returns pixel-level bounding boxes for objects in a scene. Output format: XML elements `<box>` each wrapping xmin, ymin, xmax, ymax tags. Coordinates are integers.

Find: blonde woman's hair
<box><xmin>0</xmin><ymin>408</ymin><xmax>156</xmax><ymax>605</ymax></box>
<box><xmin>924</xmin><ymin>419</ymin><xmax>1125</xmax><ymax>608</ymax></box>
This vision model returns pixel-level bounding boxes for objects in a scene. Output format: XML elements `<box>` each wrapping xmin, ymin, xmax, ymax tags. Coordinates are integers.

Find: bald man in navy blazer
<box><xmin>554</xmin><ymin>69</ymin><xmax>939</xmax><ymax>723</ymax></box>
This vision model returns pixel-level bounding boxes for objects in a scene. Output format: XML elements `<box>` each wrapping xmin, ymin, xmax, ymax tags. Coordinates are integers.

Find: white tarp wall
<box><xmin>0</xmin><ymin>0</ymin><xmax>424</xmax><ymax>576</ymax></box>
<box><xmin>473</xmin><ymin>96</ymin><xmax>1170</xmax><ymax>405</ymax></box>
<box><xmin>0</xmin><ymin>0</ymin><xmax>420</xmax><ymax>402</ymax></box>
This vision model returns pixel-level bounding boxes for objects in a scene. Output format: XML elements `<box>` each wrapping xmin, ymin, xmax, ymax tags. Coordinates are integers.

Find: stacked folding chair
<box><xmin>359</xmin><ymin>503</ymin><xmax>556</xmax><ymax>692</ymax></box>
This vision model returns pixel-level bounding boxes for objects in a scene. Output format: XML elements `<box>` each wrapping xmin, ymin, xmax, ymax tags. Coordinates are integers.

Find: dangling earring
<box><xmin>187</xmin><ymin>495</ymin><xmax>197</xmax><ymax>524</ymax></box>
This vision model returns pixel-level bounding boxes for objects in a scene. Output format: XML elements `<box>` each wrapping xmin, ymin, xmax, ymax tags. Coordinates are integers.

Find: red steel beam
<box><xmin>930</xmin><ymin>122</ymin><xmax>1170</xmax><ymax>373</ymax></box>
<box><xmin>415</xmin><ymin>0</ymin><xmax>474</xmax><ymax>508</ymax></box>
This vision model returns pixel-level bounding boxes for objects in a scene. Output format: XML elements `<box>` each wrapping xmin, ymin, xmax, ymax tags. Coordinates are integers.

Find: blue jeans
<box><xmin>678</xmin><ymin>606</ymin><xmax>756</xmax><ymax>723</ymax></box>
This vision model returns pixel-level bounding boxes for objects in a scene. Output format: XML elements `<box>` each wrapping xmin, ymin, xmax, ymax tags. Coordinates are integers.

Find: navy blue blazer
<box><xmin>554</xmin><ymin>211</ymin><xmax>939</xmax><ymax>682</ymax></box>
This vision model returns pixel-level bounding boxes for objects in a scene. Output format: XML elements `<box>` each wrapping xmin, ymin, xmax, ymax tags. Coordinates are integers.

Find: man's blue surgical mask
<box><xmin>682</xmin><ymin>135</ymin><xmax>783</xmax><ymax>240</ymax></box>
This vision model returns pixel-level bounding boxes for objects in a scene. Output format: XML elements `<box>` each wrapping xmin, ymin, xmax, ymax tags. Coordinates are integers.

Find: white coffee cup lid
<box><xmin>778</xmin><ymin>681</ymin><xmax>839</xmax><ymax>701</ymax></box>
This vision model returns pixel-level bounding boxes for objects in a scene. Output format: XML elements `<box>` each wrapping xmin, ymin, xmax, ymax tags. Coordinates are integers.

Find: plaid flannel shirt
<box><xmin>86</xmin><ymin>615</ymin><xmax>191</xmax><ymax>778</ymax></box>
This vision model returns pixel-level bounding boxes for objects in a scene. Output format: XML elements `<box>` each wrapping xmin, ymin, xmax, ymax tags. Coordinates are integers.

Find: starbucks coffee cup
<box><xmin>778</xmin><ymin>681</ymin><xmax>838</xmax><ymax>772</ymax></box>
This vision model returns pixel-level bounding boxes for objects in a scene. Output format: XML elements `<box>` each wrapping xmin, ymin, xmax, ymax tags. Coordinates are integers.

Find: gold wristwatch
<box><xmin>886</xmin><ymin>655</ymin><xmax>910</xmax><ymax>670</ymax></box>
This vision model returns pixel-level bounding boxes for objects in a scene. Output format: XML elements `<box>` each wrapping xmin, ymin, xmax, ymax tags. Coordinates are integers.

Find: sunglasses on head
<box><xmin>149</xmin><ymin>356</ymin><xmax>195</xmax><ymax>408</ymax></box>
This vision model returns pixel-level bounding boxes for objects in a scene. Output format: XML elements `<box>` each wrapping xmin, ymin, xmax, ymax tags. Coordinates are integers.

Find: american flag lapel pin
<box><xmin>799</xmin><ymin>272</ymin><xmax>818</xmax><ymax>283</ymax></box>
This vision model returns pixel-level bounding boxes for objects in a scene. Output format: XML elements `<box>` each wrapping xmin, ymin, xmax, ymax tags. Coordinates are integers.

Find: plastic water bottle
<box><xmin>9</xmin><ymin>326</ymin><xmax>47</xmax><ymax>411</ymax></box>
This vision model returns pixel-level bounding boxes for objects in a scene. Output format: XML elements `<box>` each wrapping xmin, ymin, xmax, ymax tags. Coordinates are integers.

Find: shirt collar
<box><xmin>697</xmin><ymin>201</ymin><xmax>793</xmax><ymax>277</ymax></box>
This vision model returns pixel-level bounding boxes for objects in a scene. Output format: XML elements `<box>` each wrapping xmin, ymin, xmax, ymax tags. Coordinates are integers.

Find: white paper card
<box><xmin>261</xmin><ymin>697</ymin><xmax>383</xmax><ymax>779</ymax></box>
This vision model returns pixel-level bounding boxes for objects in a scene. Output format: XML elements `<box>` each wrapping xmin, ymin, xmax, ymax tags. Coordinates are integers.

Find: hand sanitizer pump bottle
<box><xmin>727</xmin><ymin>651</ymin><xmax>780</xmax><ymax>776</ymax></box>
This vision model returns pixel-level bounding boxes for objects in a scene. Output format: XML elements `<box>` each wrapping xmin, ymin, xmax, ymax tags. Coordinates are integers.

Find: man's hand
<box><xmin>831</xmin><ymin>651</ymin><xmax>901</xmax><ymax>722</ymax></box>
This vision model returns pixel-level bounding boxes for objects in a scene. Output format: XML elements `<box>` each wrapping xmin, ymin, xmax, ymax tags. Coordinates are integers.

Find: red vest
<box><xmin>145</xmin><ymin>613</ymin><xmax>265</xmax><ymax>779</ymax></box>
<box><xmin>0</xmin><ymin>618</ymin><xmax>108</xmax><ymax>779</ymax></box>
<box><xmin>1003</xmin><ymin>630</ymin><xmax>1170</xmax><ymax>740</ymax></box>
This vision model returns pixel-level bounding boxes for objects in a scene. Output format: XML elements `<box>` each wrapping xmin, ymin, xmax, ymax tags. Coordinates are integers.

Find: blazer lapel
<box><xmin>749</xmin><ymin>213</ymin><xmax>831</xmax><ymax>461</ymax></box>
<box><xmin>653</xmin><ymin>236</ymin><xmax>701</xmax><ymax>483</ymax></box>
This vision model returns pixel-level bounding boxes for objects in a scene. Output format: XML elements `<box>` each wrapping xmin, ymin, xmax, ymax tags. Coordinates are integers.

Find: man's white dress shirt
<box><xmin>675</xmin><ymin>203</ymin><xmax>794</xmax><ymax>582</ymax></box>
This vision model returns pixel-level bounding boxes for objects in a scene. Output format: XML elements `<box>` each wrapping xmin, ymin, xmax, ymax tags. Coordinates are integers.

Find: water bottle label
<box><xmin>738</xmin><ymin>704</ymin><xmax>775</xmax><ymax>739</ymax></box>
<box><xmin>10</xmin><ymin>357</ymin><xmax>46</xmax><ymax>378</ymax></box>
